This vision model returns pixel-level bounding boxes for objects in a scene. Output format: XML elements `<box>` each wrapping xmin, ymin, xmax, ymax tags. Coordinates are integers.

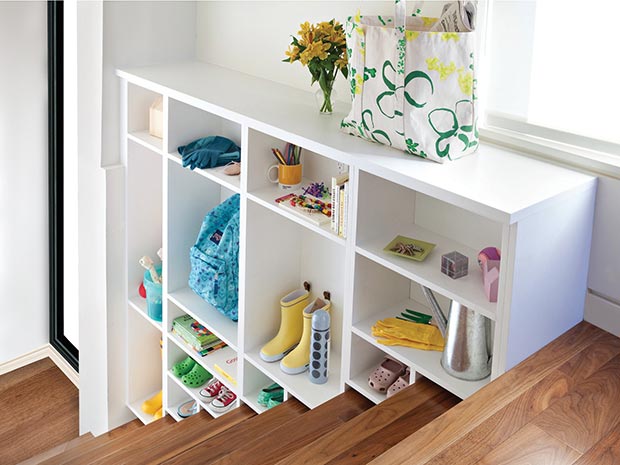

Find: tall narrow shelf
<box><xmin>119</xmin><ymin>61</ymin><xmax>596</xmax><ymax>422</ymax></box>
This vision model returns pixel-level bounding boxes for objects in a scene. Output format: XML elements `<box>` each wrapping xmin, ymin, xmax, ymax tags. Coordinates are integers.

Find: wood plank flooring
<box><xmin>7</xmin><ymin>321</ymin><xmax>620</xmax><ymax>465</ymax></box>
<box><xmin>372</xmin><ymin>322</ymin><xmax>620</xmax><ymax>465</ymax></box>
<box><xmin>0</xmin><ymin>358</ymin><xmax>79</xmax><ymax>465</ymax></box>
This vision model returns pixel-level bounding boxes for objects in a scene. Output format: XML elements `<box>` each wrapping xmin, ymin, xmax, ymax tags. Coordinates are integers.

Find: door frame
<box><xmin>49</xmin><ymin>1</ymin><xmax>79</xmax><ymax>372</ymax></box>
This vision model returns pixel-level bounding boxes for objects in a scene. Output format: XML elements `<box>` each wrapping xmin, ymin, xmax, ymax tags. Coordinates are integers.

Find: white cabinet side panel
<box><xmin>506</xmin><ymin>183</ymin><xmax>596</xmax><ymax>369</ymax></box>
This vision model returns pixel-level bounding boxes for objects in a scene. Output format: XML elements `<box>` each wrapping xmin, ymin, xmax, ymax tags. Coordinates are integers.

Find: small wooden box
<box><xmin>149</xmin><ymin>96</ymin><xmax>163</xmax><ymax>139</ymax></box>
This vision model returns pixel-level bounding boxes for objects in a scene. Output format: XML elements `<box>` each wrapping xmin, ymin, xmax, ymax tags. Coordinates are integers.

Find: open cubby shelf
<box><xmin>119</xmin><ymin>62</ymin><xmax>596</xmax><ymax>421</ymax></box>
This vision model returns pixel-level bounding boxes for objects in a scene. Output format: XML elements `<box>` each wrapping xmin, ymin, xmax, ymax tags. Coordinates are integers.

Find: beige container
<box><xmin>149</xmin><ymin>96</ymin><xmax>163</xmax><ymax>139</ymax></box>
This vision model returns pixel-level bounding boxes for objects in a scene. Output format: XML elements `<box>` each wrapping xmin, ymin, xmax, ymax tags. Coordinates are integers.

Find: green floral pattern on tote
<box><xmin>377</xmin><ymin>60</ymin><xmax>434</xmax><ymax>119</ymax></box>
<box><xmin>428</xmin><ymin>100</ymin><xmax>477</xmax><ymax>159</ymax></box>
<box><xmin>341</xmin><ymin>109</ymin><xmax>392</xmax><ymax>146</ymax></box>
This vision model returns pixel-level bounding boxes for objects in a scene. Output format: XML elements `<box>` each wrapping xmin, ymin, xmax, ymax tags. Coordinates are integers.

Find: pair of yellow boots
<box><xmin>141</xmin><ymin>390</ymin><xmax>163</xmax><ymax>420</ymax></box>
<box><xmin>260</xmin><ymin>286</ymin><xmax>331</xmax><ymax>375</ymax></box>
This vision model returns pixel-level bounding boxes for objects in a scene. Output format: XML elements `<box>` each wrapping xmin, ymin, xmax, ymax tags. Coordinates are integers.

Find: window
<box><xmin>483</xmin><ymin>0</ymin><xmax>620</xmax><ymax>157</ymax></box>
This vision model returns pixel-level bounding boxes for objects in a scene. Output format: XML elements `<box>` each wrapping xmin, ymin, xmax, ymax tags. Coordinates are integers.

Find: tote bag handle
<box><xmin>392</xmin><ymin>0</ymin><xmax>424</xmax><ymax>138</ymax></box>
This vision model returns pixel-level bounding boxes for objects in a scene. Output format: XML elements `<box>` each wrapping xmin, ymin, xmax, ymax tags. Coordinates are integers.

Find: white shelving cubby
<box><xmin>166</xmin><ymin>376</ymin><xmax>201</xmax><ymax>422</ymax></box>
<box><xmin>243</xmin><ymin>199</ymin><xmax>345</xmax><ymax>409</ymax></box>
<box><xmin>348</xmin><ymin>333</ymin><xmax>419</xmax><ymax>405</ymax></box>
<box><xmin>241</xmin><ymin>360</ymin><xmax>286</xmax><ymax>414</ymax></box>
<box><xmin>118</xmin><ymin>61</ymin><xmax>597</xmax><ymax>424</ymax></box>
<box><xmin>166</xmin><ymin>159</ymin><xmax>239</xmax><ymax>350</ymax></box>
<box><xmin>246</xmin><ymin>128</ymin><xmax>347</xmax><ymax>244</ymax></box>
<box><xmin>127</xmin><ymin>308</ymin><xmax>162</xmax><ymax>425</ymax></box>
<box><xmin>127</xmin><ymin>83</ymin><xmax>163</xmax><ymax>153</ymax></box>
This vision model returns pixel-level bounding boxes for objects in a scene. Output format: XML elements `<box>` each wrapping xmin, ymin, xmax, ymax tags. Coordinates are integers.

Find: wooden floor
<box><xmin>372</xmin><ymin>321</ymin><xmax>620</xmax><ymax>465</ymax></box>
<box><xmin>6</xmin><ymin>322</ymin><xmax>620</xmax><ymax>465</ymax></box>
<box><xmin>0</xmin><ymin>358</ymin><xmax>79</xmax><ymax>465</ymax></box>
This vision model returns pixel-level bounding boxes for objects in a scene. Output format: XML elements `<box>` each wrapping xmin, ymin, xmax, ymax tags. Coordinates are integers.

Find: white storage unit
<box><xmin>118</xmin><ymin>62</ymin><xmax>597</xmax><ymax>421</ymax></box>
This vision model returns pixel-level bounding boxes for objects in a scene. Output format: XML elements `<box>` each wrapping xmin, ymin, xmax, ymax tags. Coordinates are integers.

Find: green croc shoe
<box><xmin>181</xmin><ymin>363</ymin><xmax>212</xmax><ymax>388</ymax></box>
<box><xmin>267</xmin><ymin>398</ymin><xmax>282</xmax><ymax>409</ymax></box>
<box><xmin>172</xmin><ymin>356</ymin><xmax>196</xmax><ymax>378</ymax></box>
<box><xmin>257</xmin><ymin>383</ymin><xmax>284</xmax><ymax>406</ymax></box>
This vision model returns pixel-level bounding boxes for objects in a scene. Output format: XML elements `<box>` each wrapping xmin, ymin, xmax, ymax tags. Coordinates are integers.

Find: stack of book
<box><xmin>331</xmin><ymin>173</ymin><xmax>349</xmax><ymax>238</ymax></box>
<box><xmin>172</xmin><ymin>315</ymin><xmax>226</xmax><ymax>357</ymax></box>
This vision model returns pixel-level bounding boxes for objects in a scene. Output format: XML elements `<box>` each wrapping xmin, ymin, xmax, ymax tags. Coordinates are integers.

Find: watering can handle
<box><xmin>421</xmin><ymin>286</ymin><xmax>448</xmax><ymax>337</ymax></box>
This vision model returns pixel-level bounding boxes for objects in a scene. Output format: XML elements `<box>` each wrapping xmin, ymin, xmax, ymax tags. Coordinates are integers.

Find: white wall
<box><xmin>0</xmin><ymin>2</ymin><xmax>49</xmax><ymax>364</ymax></box>
<box><xmin>76</xmin><ymin>0</ymin><xmax>197</xmax><ymax>436</ymax></box>
<box><xmin>196</xmin><ymin>1</ymin><xmax>445</xmax><ymax>102</ymax></box>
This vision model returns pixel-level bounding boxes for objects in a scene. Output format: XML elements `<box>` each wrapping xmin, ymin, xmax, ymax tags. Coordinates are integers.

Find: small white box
<box><xmin>149</xmin><ymin>96</ymin><xmax>163</xmax><ymax>139</ymax></box>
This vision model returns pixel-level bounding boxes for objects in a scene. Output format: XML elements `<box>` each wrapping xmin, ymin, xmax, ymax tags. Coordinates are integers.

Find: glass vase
<box><xmin>315</xmin><ymin>84</ymin><xmax>336</xmax><ymax>115</ymax></box>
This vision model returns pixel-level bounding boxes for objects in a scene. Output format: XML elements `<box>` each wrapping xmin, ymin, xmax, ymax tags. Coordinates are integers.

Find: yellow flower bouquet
<box><xmin>284</xmin><ymin>19</ymin><xmax>348</xmax><ymax>114</ymax></box>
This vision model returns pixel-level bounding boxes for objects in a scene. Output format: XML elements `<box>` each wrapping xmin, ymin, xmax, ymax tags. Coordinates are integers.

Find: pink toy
<box><xmin>482</xmin><ymin>259</ymin><xmax>500</xmax><ymax>302</ymax></box>
<box><xmin>478</xmin><ymin>247</ymin><xmax>501</xmax><ymax>269</ymax></box>
<box><xmin>479</xmin><ymin>247</ymin><xmax>500</xmax><ymax>302</ymax></box>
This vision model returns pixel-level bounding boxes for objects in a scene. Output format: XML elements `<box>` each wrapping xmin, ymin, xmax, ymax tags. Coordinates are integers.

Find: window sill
<box><xmin>480</xmin><ymin>126</ymin><xmax>620</xmax><ymax>180</ymax></box>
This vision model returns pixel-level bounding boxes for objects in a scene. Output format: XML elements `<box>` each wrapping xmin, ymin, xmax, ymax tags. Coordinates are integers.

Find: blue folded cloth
<box><xmin>178</xmin><ymin>136</ymin><xmax>241</xmax><ymax>170</ymax></box>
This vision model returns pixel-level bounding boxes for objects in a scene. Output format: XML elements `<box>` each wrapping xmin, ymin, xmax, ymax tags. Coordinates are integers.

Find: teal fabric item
<box><xmin>178</xmin><ymin>136</ymin><xmax>240</xmax><ymax>170</ymax></box>
<box><xmin>188</xmin><ymin>194</ymin><xmax>240</xmax><ymax>321</ymax></box>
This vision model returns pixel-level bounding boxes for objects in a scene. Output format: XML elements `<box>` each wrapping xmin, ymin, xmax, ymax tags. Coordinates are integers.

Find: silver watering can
<box><xmin>421</xmin><ymin>286</ymin><xmax>492</xmax><ymax>381</ymax></box>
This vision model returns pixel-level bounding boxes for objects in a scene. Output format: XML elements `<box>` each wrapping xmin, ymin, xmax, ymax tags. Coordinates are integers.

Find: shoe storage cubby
<box><xmin>167</xmin><ymin>98</ymin><xmax>242</xmax><ymax>193</ymax></box>
<box><xmin>166</xmin><ymin>376</ymin><xmax>200</xmax><ymax>422</ymax></box>
<box><xmin>127</xmin><ymin>83</ymin><xmax>163</xmax><ymax>152</ymax></box>
<box><xmin>127</xmin><ymin>308</ymin><xmax>163</xmax><ymax>424</ymax></box>
<box><xmin>167</xmin><ymin>301</ymin><xmax>239</xmax><ymax>391</ymax></box>
<box><xmin>350</xmin><ymin>253</ymin><xmax>491</xmax><ymax>399</ymax></box>
<box><xmin>246</xmin><ymin>128</ymin><xmax>348</xmax><ymax>243</ymax></box>
<box><xmin>241</xmin><ymin>360</ymin><xmax>288</xmax><ymax>414</ymax></box>
<box><xmin>243</xmin><ymin>200</ymin><xmax>345</xmax><ymax>409</ymax></box>
<box><xmin>119</xmin><ymin>64</ymin><xmax>596</xmax><ymax>426</ymax></box>
<box><xmin>348</xmin><ymin>333</ymin><xmax>416</xmax><ymax>405</ymax></box>
<box><xmin>166</xmin><ymin>329</ymin><xmax>240</xmax><ymax>419</ymax></box>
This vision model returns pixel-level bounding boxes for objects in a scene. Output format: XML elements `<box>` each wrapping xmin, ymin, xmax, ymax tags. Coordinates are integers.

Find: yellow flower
<box><xmin>441</xmin><ymin>32</ymin><xmax>460</xmax><ymax>42</ymax></box>
<box><xmin>298</xmin><ymin>21</ymin><xmax>314</xmax><ymax>46</ymax></box>
<box><xmin>336</xmin><ymin>55</ymin><xmax>348</xmax><ymax>70</ymax></box>
<box><xmin>315</xmin><ymin>21</ymin><xmax>333</xmax><ymax>39</ymax></box>
<box><xmin>285</xmin><ymin>45</ymin><xmax>299</xmax><ymax>63</ymax></box>
<box><xmin>354</xmin><ymin>10</ymin><xmax>362</xmax><ymax>24</ymax></box>
<box><xmin>299</xmin><ymin>41</ymin><xmax>331</xmax><ymax>65</ymax></box>
<box><xmin>355</xmin><ymin>74</ymin><xmax>364</xmax><ymax>94</ymax></box>
<box><xmin>458</xmin><ymin>70</ymin><xmax>473</xmax><ymax>95</ymax></box>
<box><xmin>426</xmin><ymin>57</ymin><xmax>456</xmax><ymax>80</ymax></box>
<box><xmin>406</xmin><ymin>30</ymin><xmax>420</xmax><ymax>41</ymax></box>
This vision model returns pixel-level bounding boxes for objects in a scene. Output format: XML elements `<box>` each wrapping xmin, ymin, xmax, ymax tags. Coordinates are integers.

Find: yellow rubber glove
<box><xmin>372</xmin><ymin>318</ymin><xmax>445</xmax><ymax>351</ymax></box>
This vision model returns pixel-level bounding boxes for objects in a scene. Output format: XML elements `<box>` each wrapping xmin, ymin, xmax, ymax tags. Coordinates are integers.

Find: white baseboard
<box><xmin>0</xmin><ymin>344</ymin><xmax>79</xmax><ymax>388</ymax></box>
<box><xmin>585</xmin><ymin>291</ymin><xmax>620</xmax><ymax>337</ymax></box>
<box><xmin>48</xmin><ymin>345</ymin><xmax>80</xmax><ymax>387</ymax></box>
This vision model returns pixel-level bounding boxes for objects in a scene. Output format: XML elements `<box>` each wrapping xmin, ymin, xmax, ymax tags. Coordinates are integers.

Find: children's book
<box><xmin>172</xmin><ymin>315</ymin><xmax>220</xmax><ymax>349</ymax></box>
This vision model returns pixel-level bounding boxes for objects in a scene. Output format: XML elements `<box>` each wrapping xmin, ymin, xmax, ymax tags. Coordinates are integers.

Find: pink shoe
<box><xmin>208</xmin><ymin>387</ymin><xmax>237</xmax><ymax>413</ymax></box>
<box><xmin>368</xmin><ymin>358</ymin><xmax>407</xmax><ymax>393</ymax></box>
<box><xmin>387</xmin><ymin>368</ymin><xmax>411</xmax><ymax>398</ymax></box>
<box><xmin>199</xmin><ymin>379</ymin><xmax>224</xmax><ymax>400</ymax></box>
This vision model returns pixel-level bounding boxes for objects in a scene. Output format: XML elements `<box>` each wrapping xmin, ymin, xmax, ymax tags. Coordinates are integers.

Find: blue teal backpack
<box><xmin>189</xmin><ymin>194</ymin><xmax>240</xmax><ymax>321</ymax></box>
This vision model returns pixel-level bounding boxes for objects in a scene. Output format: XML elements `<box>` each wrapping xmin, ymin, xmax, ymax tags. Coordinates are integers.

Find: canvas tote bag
<box><xmin>340</xmin><ymin>1</ymin><xmax>479</xmax><ymax>163</ymax></box>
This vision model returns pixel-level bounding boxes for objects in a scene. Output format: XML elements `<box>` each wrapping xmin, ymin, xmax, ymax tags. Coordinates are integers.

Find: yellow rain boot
<box><xmin>260</xmin><ymin>284</ymin><xmax>311</xmax><ymax>362</ymax></box>
<box><xmin>153</xmin><ymin>407</ymin><xmax>163</xmax><ymax>420</ymax></box>
<box><xmin>141</xmin><ymin>390</ymin><xmax>162</xmax><ymax>416</ymax></box>
<box><xmin>280</xmin><ymin>294</ymin><xmax>331</xmax><ymax>375</ymax></box>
